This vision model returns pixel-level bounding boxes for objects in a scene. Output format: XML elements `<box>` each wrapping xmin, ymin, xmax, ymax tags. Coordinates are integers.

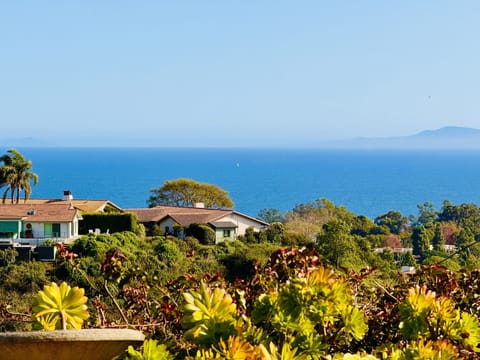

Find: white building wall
<box><xmin>61</xmin><ymin>223</ymin><xmax>70</xmax><ymax>238</ymax></box>
<box><xmin>159</xmin><ymin>218</ymin><xmax>179</xmax><ymax>234</ymax></box>
<box><xmin>31</xmin><ymin>223</ymin><xmax>44</xmax><ymax>238</ymax></box>
<box><xmin>27</xmin><ymin>222</ymin><xmax>78</xmax><ymax>239</ymax></box>
<box><xmin>221</xmin><ymin>214</ymin><xmax>267</xmax><ymax>236</ymax></box>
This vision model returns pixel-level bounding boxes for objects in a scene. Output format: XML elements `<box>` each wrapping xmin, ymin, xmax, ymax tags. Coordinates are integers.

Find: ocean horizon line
<box><xmin>3</xmin><ymin>146</ymin><xmax>480</xmax><ymax>153</ymax></box>
<box><xmin>1</xmin><ymin>147</ymin><xmax>479</xmax><ymax>220</ymax></box>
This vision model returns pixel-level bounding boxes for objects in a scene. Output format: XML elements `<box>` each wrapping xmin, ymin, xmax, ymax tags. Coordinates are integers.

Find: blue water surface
<box><xmin>7</xmin><ymin>147</ymin><xmax>480</xmax><ymax>219</ymax></box>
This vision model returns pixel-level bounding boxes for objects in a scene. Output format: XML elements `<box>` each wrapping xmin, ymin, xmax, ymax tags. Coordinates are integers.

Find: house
<box><xmin>0</xmin><ymin>190</ymin><xmax>124</xmax><ymax>245</ymax></box>
<box><xmin>0</xmin><ymin>203</ymin><xmax>83</xmax><ymax>245</ymax></box>
<box><xmin>126</xmin><ymin>204</ymin><xmax>269</xmax><ymax>243</ymax></box>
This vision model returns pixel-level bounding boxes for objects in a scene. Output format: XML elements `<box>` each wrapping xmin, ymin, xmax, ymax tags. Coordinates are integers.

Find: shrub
<box><xmin>79</xmin><ymin>213</ymin><xmax>138</xmax><ymax>234</ymax></box>
<box><xmin>0</xmin><ymin>262</ymin><xmax>49</xmax><ymax>293</ymax></box>
<box><xmin>151</xmin><ymin>224</ymin><xmax>163</xmax><ymax>237</ymax></box>
<box><xmin>187</xmin><ymin>223</ymin><xmax>216</xmax><ymax>245</ymax></box>
<box><xmin>155</xmin><ymin>240</ymin><xmax>184</xmax><ymax>265</ymax></box>
<box><xmin>184</xmin><ymin>236</ymin><xmax>201</xmax><ymax>250</ymax></box>
<box><xmin>0</xmin><ymin>248</ymin><xmax>18</xmax><ymax>266</ymax></box>
<box><xmin>72</xmin><ymin>235</ymin><xmax>100</xmax><ymax>258</ymax></box>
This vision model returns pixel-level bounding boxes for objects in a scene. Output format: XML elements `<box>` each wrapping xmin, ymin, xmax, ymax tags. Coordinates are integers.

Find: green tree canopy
<box><xmin>148</xmin><ymin>178</ymin><xmax>234</xmax><ymax>209</ymax></box>
<box><xmin>374</xmin><ymin>210</ymin><xmax>409</xmax><ymax>234</ymax></box>
<box><xmin>399</xmin><ymin>251</ymin><xmax>417</xmax><ymax>267</ymax></box>
<box><xmin>438</xmin><ymin>201</ymin><xmax>480</xmax><ymax>234</ymax></box>
<box><xmin>316</xmin><ymin>218</ymin><xmax>360</xmax><ymax>268</ymax></box>
<box><xmin>0</xmin><ymin>149</ymin><xmax>38</xmax><ymax>204</ymax></box>
<box><xmin>410</xmin><ymin>201</ymin><xmax>438</xmax><ymax>227</ymax></box>
<box><xmin>431</xmin><ymin>223</ymin><xmax>446</xmax><ymax>252</ymax></box>
<box><xmin>411</xmin><ymin>226</ymin><xmax>434</xmax><ymax>258</ymax></box>
<box><xmin>257</xmin><ymin>208</ymin><xmax>284</xmax><ymax>223</ymax></box>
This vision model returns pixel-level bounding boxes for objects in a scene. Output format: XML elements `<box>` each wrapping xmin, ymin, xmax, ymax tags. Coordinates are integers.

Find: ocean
<box><xmin>6</xmin><ymin>147</ymin><xmax>480</xmax><ymax>219</ymax></box>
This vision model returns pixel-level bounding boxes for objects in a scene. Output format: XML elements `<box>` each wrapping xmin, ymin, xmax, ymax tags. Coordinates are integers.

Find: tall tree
<box><xmin>257</xmin><ymin>208</ymin><xmax>284</xmax><ymax>223</ymax></box>
<box><xmin>399</xmin><ymin>251</ymin><xmax>417</xmax><ymax>267</ymax></box>
<box><xmin>283</xmin><ymin>198</ymin><xmax>338</xmax><ymax>241</ymax></box>
<box><xmin>374</xmin><ymin>210</ymin><xmax>409</xmax><ymax>234</ymax></box>
<box><xmin>316</xmin><ymin>219</ymin><xmax>359</xmax><ymax>268</ymax></box>
<box><xmin>455</xmin><ymin>228</ymin><xmax>480</xmax><ymax>266</ymax></box>
<box><xmin>410</xmin><ymin>202</ymin><xmax>438</xmax><ymax>227</ymax></box>
<box><xmin>148</xmin><ymin>178</ymin><xmax>234</xmax><ymax>208</ymax></box>
<box><xmin>431</xmin><ymin>223</ymin><xmax>446</xmax><ymax>252</ymax></box>
<box><xmin>438</xmin><ymin>201</ymin><xmax>480</xmax><ymax>234</ymax></box>
<box><xmin>411</xmin><ymin>226</ymin><xmax>433</xmax><ymax>259</ymax></box>
<box><xmin>0</xmin><ymin>149</ymin><xmax>39</xmax><ymax>203</ymax></box>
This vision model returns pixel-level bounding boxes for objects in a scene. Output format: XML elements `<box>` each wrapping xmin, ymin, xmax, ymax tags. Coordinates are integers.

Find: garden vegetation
<box><xmin>0</xmin><ymin>197</ymin><xmax>480</xmax><ymax>358</ymax></box>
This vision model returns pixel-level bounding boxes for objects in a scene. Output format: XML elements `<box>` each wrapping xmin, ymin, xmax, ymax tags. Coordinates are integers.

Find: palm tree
<box><xmin>0</xmin><ymin>149</ymin><xmax>39</xmax><ymax>203</ymax></box>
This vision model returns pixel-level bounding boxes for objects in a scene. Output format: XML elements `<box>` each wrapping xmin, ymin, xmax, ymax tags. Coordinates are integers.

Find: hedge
<box><xmin>79</xmin><ymin>213</ymin><xmax>138</xmax><ymax>235</ymax></box>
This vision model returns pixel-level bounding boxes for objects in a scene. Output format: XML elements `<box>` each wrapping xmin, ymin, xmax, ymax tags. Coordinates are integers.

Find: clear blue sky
<box><xmin>1</xmin><ymin>1</ymin><xmax>480</xmax><ymax>147</ymax></box>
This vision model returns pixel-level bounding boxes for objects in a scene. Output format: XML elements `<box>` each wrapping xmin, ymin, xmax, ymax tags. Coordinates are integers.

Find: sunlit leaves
<box><xmin>214</xmin><ymin>336</ymin><xmax>256</xmax><ymax>360</ymax></box>
<box><xmin>126</xmin><ymin>339</ymin><xmax>174</xmax><ymax>360</ymax></box>
<box><xmin>251</xmin><ymin>266</ymin><xmax>367</xmax><ymax>355</ymax></box>
<box><xmin>182</xmin><ymin>282</ymin><xmax>237</xmax><ymax>346</ymax></box>
<box><xmin>258</xmin><ymin>342</ymin><xmax>308</xmax><ymax>360</ymax></box>
<box><xmin>341</xmin><ymin>306</ymin><xmax>369</xmax><ymax>342</ymax></box>
<box><xmin>386</xmin><ymin>340</ymin><xmax>459</xmax><ymax>360</ymax></box>
<box><xmin>32</xmin><ymin>282</ymin><xmax>89</xmax><ymax>330</ymax></box>
<box><xmin>398</xmin><ymin>285</ymin><xmax>480</xmax><ymax>353</ymax></box>
<box><xmin>452</xmin><ymin>312</ymin><xmax>480</xmax><ymax>352</ymax></box>
<box><xmin>399</xmin><ymin>286</ymin><xmax>437</xmax><ymax>339</ymax></box>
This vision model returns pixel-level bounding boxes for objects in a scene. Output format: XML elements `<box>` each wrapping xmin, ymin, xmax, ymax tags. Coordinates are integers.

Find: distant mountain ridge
<box><xmin>322</xmin><ymin>126</ymin><xmax>480</xmax><ymax>149</ymax></box>
<box><xmin>414</xmin><ymin>126</ymin><xmax>480</xmax><ymax>138</ymax></box>
<box><xmin>1</xmin><ymin>126</ymin><xmax>479</xmax><ymax>149</ymax></box>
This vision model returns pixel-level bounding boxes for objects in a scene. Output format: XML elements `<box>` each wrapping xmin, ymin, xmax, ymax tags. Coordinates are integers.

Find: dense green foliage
<box><xmin>148</xmin><ymin>178</ymin><xmax>234</xmax><ymax>208</ymax></box>
<box><xmin>79</xmin><ymin>213</ymin><xmax>140</xmax><ymax>235</ymax></box>
<box><xmin>185</xmin><ymin>223</ymin><xmax>216</xmax><ymax>245</ymax></box>
<box><xmin>3</xmin><ymin>197</ymin><xmax>480</xmax><ymax>358</ymax></box>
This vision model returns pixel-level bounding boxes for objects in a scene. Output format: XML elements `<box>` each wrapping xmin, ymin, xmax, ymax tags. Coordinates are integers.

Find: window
<box><xmin>223</xmin><ymin>229</ymin><xmax>231</xmax><ymax>238</ymax></box>
<box><xmin>52</xmin><ymin>223</ymin><xmax>61</xmax><ymax>237</ymax></box>
<box><xmin>44</xmin><ymin>223</ymin><xmax>61</xmax><ymax>238</ymax></box>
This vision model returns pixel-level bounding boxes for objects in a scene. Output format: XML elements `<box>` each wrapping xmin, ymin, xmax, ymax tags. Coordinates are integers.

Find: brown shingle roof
<box><xmin>127</xmin><ymin>207</ymin><xmax>170</xmax><ymax>223</ymax></box>
<box><xmin>125</xmin><ymin>205</ymin><xmax>269</xmax><ymax>228</ymax></box>
<box><xmin>126</xmin><ymin>205</ymin><xmax>232</xmax><ymax>225</ymax></box>
<box><xmin>0</xmin><ymin>203</ymin><xmax>81</xmax><ymax>222</ymax></box>
<box><xmin>15</xmin><ymin>199</ymin><xmax>122</xmax><ymax>213</ymax></box>
<box><xmin>168</xmin><ymin>213</ymin><xmax>227</xmax><ymax>227</ymax></box>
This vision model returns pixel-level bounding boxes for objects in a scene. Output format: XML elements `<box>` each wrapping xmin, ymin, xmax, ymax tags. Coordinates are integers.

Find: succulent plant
<box><xmin>32</xmin><ymin>282</ymin><xmax>89</xmax><ymax>330</ymax></box>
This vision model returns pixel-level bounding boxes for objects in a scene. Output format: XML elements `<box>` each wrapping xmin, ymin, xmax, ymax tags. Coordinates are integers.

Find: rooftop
<box><xmin>0</xmin><ymin>203</ymin><xmax>81</xmax><ymax>222</ymax></box>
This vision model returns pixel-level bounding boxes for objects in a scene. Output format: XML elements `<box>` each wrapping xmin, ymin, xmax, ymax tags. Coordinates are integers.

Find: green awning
<box><xmin>0</xmin><ymin>221</ymin><xmax>20</xmax><ymax>233</ymax></box>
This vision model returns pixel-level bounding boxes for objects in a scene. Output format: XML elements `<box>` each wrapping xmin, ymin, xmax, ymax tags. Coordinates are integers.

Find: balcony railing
<box><xmin>0</xmin><ymin>231</ymin><xmax>77</xmax><ymax>247</ymax></box>
<box><xmin>21</xmin><ymin>231</ymin><xmax>68</xmax><ymax>239</ymax></box>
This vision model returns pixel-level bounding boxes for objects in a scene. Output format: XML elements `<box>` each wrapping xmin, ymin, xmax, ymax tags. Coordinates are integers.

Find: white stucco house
<box><xmin>0</xmin><ymin>191</ymin><xmax>124</xmax><ymax>246</ymax></box>
<box><xmin>126</xmin><ymin>204</ymin><xmax>269</xmax><ymax>243</ymax></box>
<box><xmin>0</xmin><ymin>203</ymin><xmax>83</xmax><ymax>246</ymax></box>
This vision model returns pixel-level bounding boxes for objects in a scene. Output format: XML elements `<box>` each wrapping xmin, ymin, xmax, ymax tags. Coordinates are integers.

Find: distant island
<box><xmin>2</xmin><ymin>126</ymin><xmax>480</xmax><ymax>149</ymax></box>
<box><xmin>320</xmin><ymin>126</ymin><xmax>480</xmax><ymax>150</ymax></box>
